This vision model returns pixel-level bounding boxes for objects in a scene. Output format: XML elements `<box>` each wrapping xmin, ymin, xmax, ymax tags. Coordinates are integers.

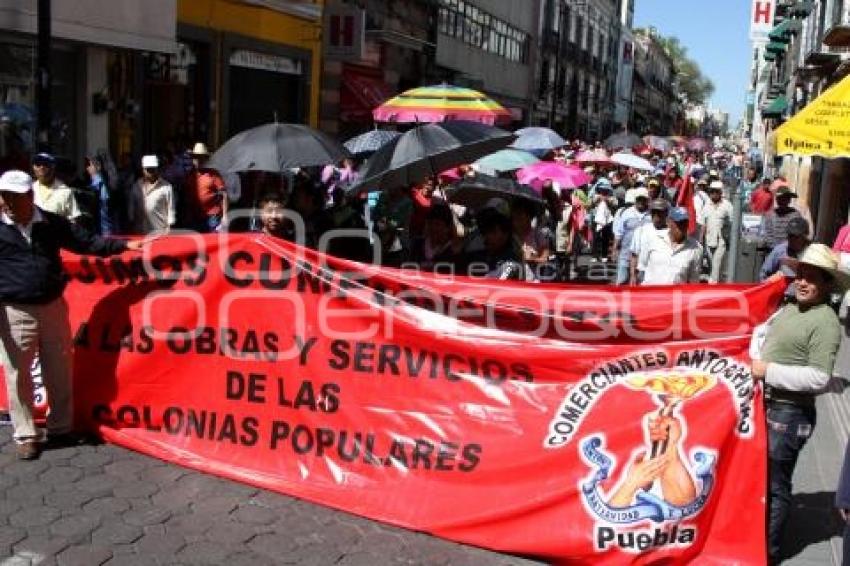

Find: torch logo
<box><xmin>579</xmin><ymin>368</ymin><xmax>719</xmax><ymax>553</ymax></box>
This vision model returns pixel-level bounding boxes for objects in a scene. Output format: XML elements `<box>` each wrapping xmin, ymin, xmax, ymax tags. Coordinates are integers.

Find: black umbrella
<box><xmin>348</xmin><ymin>121</ymin><xmax>516</xmax><ymax>194</ymax></box>
<box><xmin>343</xmin><ymin>129</ymin><xmax>401</xmax><ymax>156</ymax></box>
<box><xmin>446</xmin><ymin>174</ymin><xmax>544</xmax><ymax>209</ymax></box>
<box><xmin>207</xmin><ymin>123</ymin><xmax>349</xmax><ymax>173</ymax></box>
<box><xmin>603</xmin><ymin>131</ymin><xmax>643</xmax><ymax>150</ymax></box>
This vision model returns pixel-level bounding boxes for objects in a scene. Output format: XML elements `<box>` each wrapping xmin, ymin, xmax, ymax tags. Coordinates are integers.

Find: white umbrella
<box><xmin>611</xmin><ymin>152</ymin><xmax>654</xmax><ymax>172</ymax></box>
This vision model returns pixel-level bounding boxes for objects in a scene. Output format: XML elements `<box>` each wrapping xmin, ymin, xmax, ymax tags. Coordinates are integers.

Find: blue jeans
<box><xmin>616</xmin><ymin>258</ymin><xmax>630</xmax><ymax>285</ymax></box>
<box><xmin>767</xmin><ymin>402</ymin><xmax>816</xmax><ymax>562</ymax></box>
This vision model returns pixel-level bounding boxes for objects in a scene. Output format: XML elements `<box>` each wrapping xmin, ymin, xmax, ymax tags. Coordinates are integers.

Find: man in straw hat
<box><xmin>184</xmin><ymin>142</ymin><xmax>227</xmax><ymax>232</ymax></box>
<box><xmin>751</xmin><ymin>243</ymin><xmax>848</xmax><ymax>562</ymax></box>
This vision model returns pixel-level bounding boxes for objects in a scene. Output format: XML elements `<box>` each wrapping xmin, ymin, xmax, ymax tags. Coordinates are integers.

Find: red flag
<box><xmin>677</xmin><ymin>164</ymin><xmax>697</xmax><ymax>235</ymax></box>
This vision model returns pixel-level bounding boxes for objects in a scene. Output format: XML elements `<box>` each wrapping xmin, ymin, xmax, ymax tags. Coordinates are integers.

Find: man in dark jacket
<box><xmin>0</xmin><ymin>170</ymin><xmax>144</xmax><ymax>460</ymax></box>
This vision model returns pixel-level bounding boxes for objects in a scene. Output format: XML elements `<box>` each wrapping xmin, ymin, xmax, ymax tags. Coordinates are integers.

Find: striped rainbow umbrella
<box><xmin>373</xmin><ymin>84</ymin><xmax>512</xmax><ymax>126</ymax></box>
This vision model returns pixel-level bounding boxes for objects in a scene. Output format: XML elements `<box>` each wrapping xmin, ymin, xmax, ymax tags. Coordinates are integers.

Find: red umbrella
<box><xmin>516</xmin><ymin>162</ymin><xmax>592</xmax><ymax>191</ymax></box>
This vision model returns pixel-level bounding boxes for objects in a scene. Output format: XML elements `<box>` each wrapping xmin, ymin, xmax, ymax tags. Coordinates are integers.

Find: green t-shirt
<box><xmin>762</xmin><ymin>303</ymin><xmax>841</xmax><ymax>375</ymax></box>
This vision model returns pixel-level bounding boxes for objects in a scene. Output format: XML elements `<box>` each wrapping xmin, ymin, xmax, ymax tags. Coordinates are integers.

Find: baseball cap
<box><xmin>141</xmin><ymin>155</ymin><xmax>160</xmax><ymax>169</ymax></box>
<box><xmin>631</xmin><ymin>187</ymin><xmax>650</xmax><ymax>201</ymax></box>
<box><xmin>786</xmin><ymin>216</ymin><xmax>809</xmax><ymax>237</ymax></box>
<box><xmin>649</xmin><ymin>198</ymin><xmax>669</xmax><ymax>212</ymax></box>
<box><xmin>669</xmin><ymin>207</ymin><xmax>690</xmax><ymax>222</ymax></box>
<box><xmin>32</xmin><ymin>152</ymin><xmax>56</xmax><ymax>166</ymax></box>
<box><xmin>709</xmin><ymin>181</ymin><xmax>724</xmax><ymax>192</ymax></box>
<box><xmin>0</xmin><ymin>170</ymin><xmax>34</xmax><ymax>194</ymax></box>
<box><xmin>696</xmin><ymin>178</ymin><xmax>708</xmax><ymax>186</ymax></box>
<box><xmin>775</xmin><ymin>185</ymin><xmax>797</xmax><ymax>198</ymax></box>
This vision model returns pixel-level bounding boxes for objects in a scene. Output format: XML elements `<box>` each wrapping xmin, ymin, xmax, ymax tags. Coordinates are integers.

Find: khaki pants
<box><xmin>0</xmin><ymin>298</ymin><xmax>73</xmax><ymax>443</ymax></box>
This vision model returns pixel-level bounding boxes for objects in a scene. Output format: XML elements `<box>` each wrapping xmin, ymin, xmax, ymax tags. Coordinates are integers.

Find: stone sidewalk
<box><xmin>780</xmin><ymin>379</ymin><xmax>848</xmax><ymax>566</ymax></box>
<box><xmin>0</xmin><ymin>428</ymin><xmax>543</xmax><ymax>566</ymax></box>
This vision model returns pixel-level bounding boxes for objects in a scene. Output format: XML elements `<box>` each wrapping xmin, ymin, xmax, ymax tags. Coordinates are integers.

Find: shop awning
<box><xmin>768</xmin><ymin>19</ymin><xmax>801</xmax><ymax>43</ymax></box>
<box><xmin>774</xmin><ymin>74</ymin><xmax>850</xmax><ymax>158</ymax></box>
<box><xmin>762</xmin><ymin>95</ymin><xmax>788</xmax><ymax>117</ymax></box>
<box><xmin>764</xmin><ymin>52</ymin><xmax>777</xmax><ymax>62</ymax></box>
<box><xmin>339</xmin><ymin>66</ymin><xmax>395</xmax><ymax>122</ymax></box>
<box><xmin>766</xmin><ymin>42</ymin><xmax>787</xmax><ymax>54</ymax></box>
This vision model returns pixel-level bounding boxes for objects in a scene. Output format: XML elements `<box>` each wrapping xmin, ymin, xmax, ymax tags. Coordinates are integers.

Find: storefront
<box><xmin>177</xmin><ymin>0</ymin><xmax>323</xmax><ymax>146</ymax></box>
<box><xmin>0</xmin><ymin>0</ymin><xmax>176</xmax><ymax>172</ymax></box>
<box><xmin>222</xmin><ymin>38</ymin><xmax>310</xmax><ymax>138</ymax></box>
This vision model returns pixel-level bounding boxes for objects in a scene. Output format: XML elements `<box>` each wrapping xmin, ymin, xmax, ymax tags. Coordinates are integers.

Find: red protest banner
<box><xmin>19</xmin><ymin>235</ymin><xmax>781</xmax><ymax>563</ymax></box>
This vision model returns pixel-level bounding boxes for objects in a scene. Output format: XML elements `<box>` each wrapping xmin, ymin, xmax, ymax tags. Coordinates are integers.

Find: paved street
<box><xmin>0</xmin><ymin>428</ymin><xmax>543</xmax><ymax>566</ymax></box>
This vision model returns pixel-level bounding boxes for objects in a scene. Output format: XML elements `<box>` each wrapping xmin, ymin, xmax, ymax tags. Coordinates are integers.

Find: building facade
<box><xmin>751</xmin><ymin>0</ymin><xmax>850</xmax><ymax>244</ymax></box>
<box><xmin>532</xmin><ymin>0</ymin><xmax>626</xmax><ymax>141</ymax></box>
<box><xmin>632</xmin><ymin>28</ymin><xmax>677</xmax><ymax>135</ymax></box>
<box><xmin>0</xmin><ymin>0</ymin><xmax>177</xmax><ymax>169</ymax></box>
<box><xmin>433</xmin><ymin>0</ymin><xmax>538</xmax><ymax>125</ymax></box>
<box><xmin>319</xmin><ymin>0</ymin><xmax>435</xmax><ymax>139</ymax></box>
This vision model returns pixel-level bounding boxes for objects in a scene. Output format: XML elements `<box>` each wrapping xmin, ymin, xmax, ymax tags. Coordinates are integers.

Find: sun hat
<box><xmin>141</xmin><ymin>155</ymin><xmax>159</xmax><ymax>169</ymax></box>
<box><xmin>0</xmin><ymin>170</ymin><xmax>33</xmax><ymax>194</ymax></box>
<box><xmin>190</xmin><ymin>143</ymin><xmax>211</xmax><ymax>156</ymax></box>
<box><xmin>708</xmin><ymin>181</ymin><xmax>724</xmax><ymax>192</ymax></box>
<box><xmin>782</xmin><ymin>243</ymin><xmax>850</xmax><ymax>289</ymax></box>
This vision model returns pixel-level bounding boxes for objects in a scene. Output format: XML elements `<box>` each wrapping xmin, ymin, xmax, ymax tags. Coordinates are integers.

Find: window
<box><xmin>438</xmin><ymin>1</ymin><xmax>529</xmax><ymax>63</ymax></box>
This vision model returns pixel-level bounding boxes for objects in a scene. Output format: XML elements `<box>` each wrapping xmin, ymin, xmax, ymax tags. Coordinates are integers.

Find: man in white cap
<box><xmin>0</xmin><ymin>170</ymin><xmax>145</xmax><ymax>460</ymax></box>
<box><xmin>128</xmin><ymin>155</ymin><xmax>175</xmax><ymax>234</ymax></box>
<box><xmin>184</xmin><ymin>142</ymin><xmax>226</xmax><ymax>232</ymax></box>
<box><xmin>31</xmin><ymin>152</ymin><xmax>81</xmax><ymax>221</ymax></box>
<box><xmin>698</xmin><ymin>181</ymin><xmax>733</xmax><ymax>283</ymax></box>
<box><xmin>751</xmin><ymin>243</ymin><xmax>846</xmax><ymax>562</ymax></box>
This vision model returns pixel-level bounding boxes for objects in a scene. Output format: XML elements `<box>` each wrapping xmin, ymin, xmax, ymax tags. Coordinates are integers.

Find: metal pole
<box><xmin>726</xmin><ymin>177</ymin><xmax>743</xmax><ymax>283</ymax></box>
<box><xmin>35</xmin><ymin>0</ymin><xmax>51</xmax><ymax>152</ymax></box>
<box><xmin>548</xmin><ymin>1</ymin><xmax>564</xmax><ymax>129</ymax></box>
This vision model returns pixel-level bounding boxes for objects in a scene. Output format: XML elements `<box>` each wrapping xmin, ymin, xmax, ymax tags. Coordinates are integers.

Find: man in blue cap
<box><xmin>31</xmin><ymin>153</ymin><xmax>81</xmax><ymax>221</ymax></box>
<box><xmin>638</xmin><ymin>206</ymin><xmax>703</xmax><ymax>285</ymax></box>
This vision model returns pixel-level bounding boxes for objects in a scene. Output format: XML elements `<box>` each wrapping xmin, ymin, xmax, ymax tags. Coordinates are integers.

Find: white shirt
<box><xmin>130</xmin><ymin>177</ymin><xmax>175</xmax><ymax>234</ymax></box>
<box><xmin>33</xmin><ymin>179</ymin><xmax>81</xmax><ymax>220</ymax></box>
<box><xmin>630</xmin><ymin>223</ymin><xmax>666</xmax><ymax>262</ymax></box>
<box><xmin>640</xmin><ymin>232</ymin><xmax>703</xmax><ymax>285</ymax></box>
<box><xmin>699</xmin><ymin>198</ymin><xmax>733</xmax><ymax>247</ymax></box>
<box><xmin>1</xmin><ymin>207</ymin><xmax>45</xmax><ymax>245</ymax></box>
<box><xmin>614</xmin><ymin>206</ymin><xmax>649</xmax><ymax>261</ymax></box>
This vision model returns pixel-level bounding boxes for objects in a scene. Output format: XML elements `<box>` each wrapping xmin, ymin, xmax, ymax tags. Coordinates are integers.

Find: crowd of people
<box><xmin>8</xmin><ymin>138</ymin><xmax>815</xmax><ymax>289</ymax></box>
<box><xmin>4</xmin><ymin>130</ymin><xmax>850</xmax><ymax>566</ymax></box>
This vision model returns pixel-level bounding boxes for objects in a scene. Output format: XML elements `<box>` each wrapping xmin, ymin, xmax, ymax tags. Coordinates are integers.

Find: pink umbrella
<box><xmin>573</xmin><ymin>149</ymin><xmax>612</xmax><ymax>165</ymax></box>
<box><xmin>687</xmin><ymin>138</ymin><xmax>710</xmax><ymax>151</ymax></box>
<box><xmin>516</xmin><ymin>162</ymin><xmax>592</xmax><ymax>191</ymax></box>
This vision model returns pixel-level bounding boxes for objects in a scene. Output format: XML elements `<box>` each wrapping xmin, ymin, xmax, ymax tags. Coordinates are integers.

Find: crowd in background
<box><xmin>4</xmin><ymin>139</ymin><xmax>816</xmax><ymax>287</ymax></box>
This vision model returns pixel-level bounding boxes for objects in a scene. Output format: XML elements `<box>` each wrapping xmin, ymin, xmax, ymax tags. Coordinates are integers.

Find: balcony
<box><xmin>823</xmin><ymin>11</ymin><xmax>850</xmax><ymax>47</ymax></box>
<box><xmin>542</xmin><ymin>29</ymin><xmax>559</xmax><ymax>51</ymax></box>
